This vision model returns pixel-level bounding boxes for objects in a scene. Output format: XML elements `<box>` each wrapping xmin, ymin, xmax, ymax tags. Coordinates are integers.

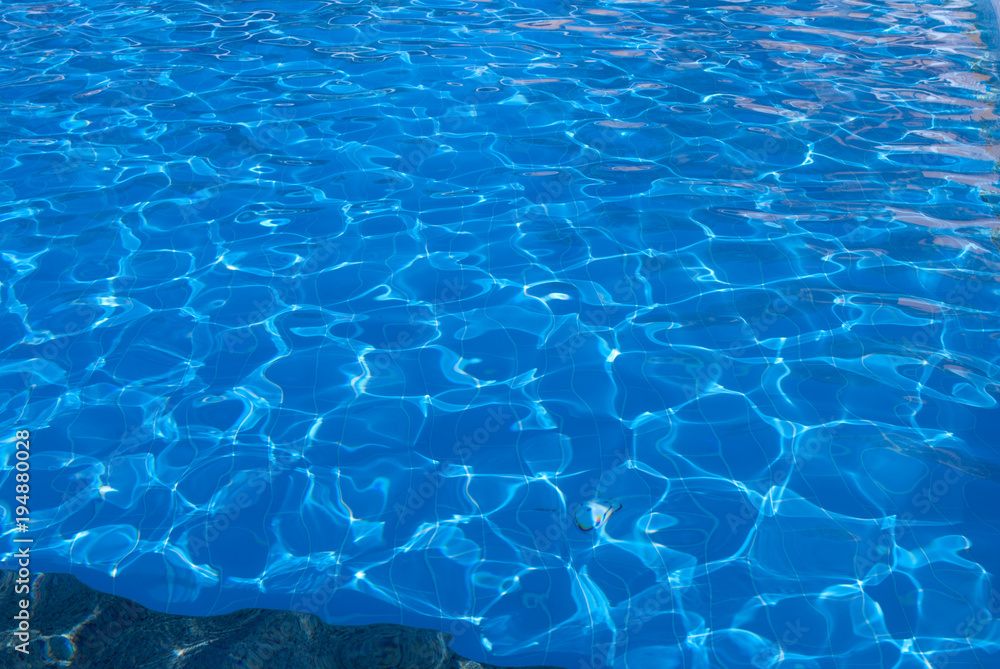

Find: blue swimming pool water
<box><xmin>2</xmin><ymin>0</ymin><xmax>1000</xmax><ymax>667</ymax></box>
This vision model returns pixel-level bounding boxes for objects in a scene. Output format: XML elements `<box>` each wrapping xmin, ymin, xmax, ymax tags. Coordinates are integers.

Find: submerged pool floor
<box><xmin>2</xmin><ymin>0</ymin><xmax>1000</xmax><ymax>667</ymax></box>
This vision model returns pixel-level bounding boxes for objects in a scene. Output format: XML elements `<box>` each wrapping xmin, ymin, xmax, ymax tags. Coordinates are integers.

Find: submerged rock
<box><xmin>0</xmin><ymin>571</ymin><xmax>562</xmax><ymax>669</ymax></box>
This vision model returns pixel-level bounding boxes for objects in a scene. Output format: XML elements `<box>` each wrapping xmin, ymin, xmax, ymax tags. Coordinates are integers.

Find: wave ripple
<box><xmin>2</xmin><ymin>0</ymin><xmax>1000</xmax><ymax>667</ymax></box>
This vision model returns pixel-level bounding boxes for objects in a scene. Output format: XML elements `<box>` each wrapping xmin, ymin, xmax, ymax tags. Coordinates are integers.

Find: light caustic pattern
<box><xmin>1</xmin><ymin>0</ymin><xmax>1000</xmax><ymax>667</ymax></box>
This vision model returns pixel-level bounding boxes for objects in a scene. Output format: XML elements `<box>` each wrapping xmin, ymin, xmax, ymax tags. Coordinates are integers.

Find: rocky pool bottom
<box><xmin>0</xmin><ymin>571</ymin><xmax>561</xmax><ymax>669</ymax></box>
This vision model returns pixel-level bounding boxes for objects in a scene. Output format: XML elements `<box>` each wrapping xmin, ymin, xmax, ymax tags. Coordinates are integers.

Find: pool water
<box><xmin>2</xmin><ymin>0</ymin><xmax>1000</xmax><ymax>667</ymax></box>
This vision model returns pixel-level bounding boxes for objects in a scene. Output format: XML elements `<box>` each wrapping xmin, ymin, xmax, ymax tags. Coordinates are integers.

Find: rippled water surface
<box><xmin>3</xmin><ymin>0</ymin><xmax>1000</xmax><ymax>667</ymax></box>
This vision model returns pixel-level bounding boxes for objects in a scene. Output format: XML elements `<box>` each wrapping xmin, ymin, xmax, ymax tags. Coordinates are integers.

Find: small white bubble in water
<box><xmin>574</xmin><ymin>500</ymin><xmax>621</xmax><ymax>531</ymax></box>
